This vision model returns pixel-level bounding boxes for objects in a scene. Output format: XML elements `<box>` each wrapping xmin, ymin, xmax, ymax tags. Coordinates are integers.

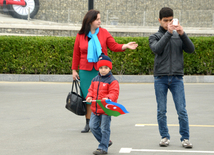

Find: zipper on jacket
<box><xmin>169</xmin><ymin>40</ymin><xmax>172</xmax><ymax>75</ymax></box>
<box><xmin>95</xmin><ymin>76</ymin><xmax>101</xmax><ymax>115</ymax></box>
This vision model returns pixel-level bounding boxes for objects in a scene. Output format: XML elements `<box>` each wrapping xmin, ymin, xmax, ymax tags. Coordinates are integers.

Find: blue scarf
<box><xmin>87</xmin><ymin>27</ymin><xmax>102</xmax><ymax>62</ymax></box>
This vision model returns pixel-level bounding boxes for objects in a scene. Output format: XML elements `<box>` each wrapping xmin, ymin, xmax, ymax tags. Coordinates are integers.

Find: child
<box><xmin>86</xmin><ymin>53</ymin><xmax>119</xmax><ymax>155</ymax></box>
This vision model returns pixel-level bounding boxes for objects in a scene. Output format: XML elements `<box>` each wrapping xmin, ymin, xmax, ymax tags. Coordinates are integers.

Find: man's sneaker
<box><xmin>108</xmin><ymin>140</ymin><xmax>113</xmax><ymax>147</ymax></box>
<box><xmin>182</xmin><ymin>139</ymin><xmax>193</xmax><ymax>148</ymax></box>
<box><xmin>159</xmin><ymin>137</ymin><xmax>170</xmax><ymax>147</ymax></box>
<box><xmin>93</xmin><ymin>149</ymin><xmax>107</xmax><ymax>155</ymax></box>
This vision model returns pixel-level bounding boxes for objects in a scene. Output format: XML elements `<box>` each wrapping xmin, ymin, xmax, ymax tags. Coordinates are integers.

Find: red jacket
<box><xmin>72</xmin><ymin>27</ymin><xmax>124</xmax><ymax>71</ymax></box>
<box><xmin>86</xmin><ymin>72</ymin><xmax>119</xmax><ymax>115</ymax></box>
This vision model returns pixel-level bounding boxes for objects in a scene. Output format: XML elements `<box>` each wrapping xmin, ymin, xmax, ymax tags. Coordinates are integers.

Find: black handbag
<box><xmin>65</xmin><ymin>80</ymin><xmax>87</xmax><ymax>116</ymax></box>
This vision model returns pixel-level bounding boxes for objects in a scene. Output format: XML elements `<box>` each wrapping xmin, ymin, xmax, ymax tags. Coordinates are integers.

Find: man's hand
<box><xmin>86</xmin><ymin>97</ymin><xmax>92</xmax><ymax>103</ymax></box>
<box><xmin>175</xmin><ymin>21</ymin><xmax>184</xmax><ymax>36</ymax></box>
<box><xmin>168</xmin><ymin>21</ymin><xmax>175</xmax><ymax>34</ymax></box>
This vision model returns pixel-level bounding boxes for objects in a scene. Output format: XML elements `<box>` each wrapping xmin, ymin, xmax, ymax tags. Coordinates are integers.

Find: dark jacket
<box><xmin>86</xmin><ymin>71</ymin><xmax>119</xmax><ymax>115</ymax></box>
<box><xmin>149</xmin><ymin>26</ymin><xmax>195</xmax><ymax>76</ymax></box>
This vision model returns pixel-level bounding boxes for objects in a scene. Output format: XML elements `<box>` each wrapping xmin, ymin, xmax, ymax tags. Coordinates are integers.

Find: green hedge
<box><xmin>0</xmin><ymin>36</ymin><xmax>74</xmax><ymax>74</ymax></box>
<box><xmin>0</xmin><ymin>36</ymin><xmax>213</xmax><ymax>75</ymax></box>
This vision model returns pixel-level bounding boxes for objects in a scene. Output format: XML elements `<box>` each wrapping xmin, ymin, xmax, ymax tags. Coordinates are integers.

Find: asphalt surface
<box><xmin>0</xmin><ymin>82</ymin><xmax>214</xmax><ymax>155</ymax></box>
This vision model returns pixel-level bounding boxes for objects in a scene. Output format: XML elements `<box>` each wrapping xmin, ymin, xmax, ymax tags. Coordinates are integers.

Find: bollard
<box><xmin>213</xmin><ymin>13</ymin><xmax>214</xmax><ymax>27</ymax></box>
<box><xmin>68</xmin><ymin>9</ymin><xmax>70</xmax><ymax>23</ymax></box>
<box><xmin>143</xmin><ymin>11</ymin><xmax>146</xmax><ymax>26</ymax></box>
<box><xmin>28</xmin><ymin>7</ymin><xmax>30</xmax><ymax>21</ymax></box>
<box><xmin>106</xmin><ymin>10</ymin><xmax>108</xmax><ymax>25</ymax></box>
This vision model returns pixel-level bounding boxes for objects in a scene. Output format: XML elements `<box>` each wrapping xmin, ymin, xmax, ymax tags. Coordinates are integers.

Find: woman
<box><xmin>72</xmin><ymin>10</ymin><xmax>138</xmax><ymax>133</ymax></box>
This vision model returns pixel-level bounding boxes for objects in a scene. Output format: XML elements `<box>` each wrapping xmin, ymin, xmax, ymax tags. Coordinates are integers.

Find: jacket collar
<box><xmin>98</xmin><ymin>71</ymin><xmax>112</xmax><ymax>78</ymax></box>
<box><xmin>158</xmin><ymin>26</ymin><xmax>167</xmax><ymax>34</ymax></box>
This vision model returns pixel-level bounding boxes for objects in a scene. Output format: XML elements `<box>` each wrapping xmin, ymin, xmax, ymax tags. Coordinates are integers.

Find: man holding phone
<box><xmin>149</xmin><ymin>7</ymin><xmax>195</xmax><ymax>148</ymax></box>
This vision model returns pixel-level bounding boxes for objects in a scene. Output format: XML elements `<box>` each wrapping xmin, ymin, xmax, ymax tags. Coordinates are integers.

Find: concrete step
<box><xmin>0</xmin><ymin>74</ymin><xmax>214</xmax><ymax>83</ymax></box>
<box><xmin>0</xmin><ymin>13</ymin><xmax>214</xmax><ymax>37</ymax></box>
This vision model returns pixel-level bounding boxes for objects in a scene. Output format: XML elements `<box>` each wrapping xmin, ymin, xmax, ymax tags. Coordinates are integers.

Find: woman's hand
<box><xmin>122</xmin><ymin>42</ymin><xmax>138</xmax><ymax>50</ymax></box>
<box><xmin>72</xmin><ymin>70</ymin><xmax>80</xmax><ymax>80</ymax></box>
<box><xmin>86</xmin><ymin>97</ymin><xmax>92</xmax><ymax>103</ymax></box>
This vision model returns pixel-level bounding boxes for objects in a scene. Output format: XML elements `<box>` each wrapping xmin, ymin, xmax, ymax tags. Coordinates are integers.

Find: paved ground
<box><xmin>0</xmin><ymin>82</ymin><xmax>214</xmax><ymax>155</ymax></box>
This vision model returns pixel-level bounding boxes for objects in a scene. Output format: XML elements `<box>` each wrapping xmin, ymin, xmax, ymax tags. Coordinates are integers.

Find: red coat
<box><xmin>72</xmin><ymin>27</ymin><xmax>124</xmax><ymax>71</ymax></box>
<box><xmin>86</xmin><ymin>72</ymin><xmax>119</xmax><ymax>115</ymax></box>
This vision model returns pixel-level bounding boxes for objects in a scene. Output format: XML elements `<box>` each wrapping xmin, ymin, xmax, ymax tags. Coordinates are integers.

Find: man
<box><xmin>149</xmin><ymin>7</ymin><xmax>195</xmax><ymax>148</ymax></box>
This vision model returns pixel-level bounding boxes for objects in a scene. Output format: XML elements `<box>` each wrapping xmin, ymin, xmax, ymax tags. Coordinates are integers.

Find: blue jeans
<box><xmin>89</xmin><ymin>112</ymin><xmax>111</xmax><ymax>152</ymax></box>
<box><xmin>154</xmin><ymin>75</ymin><xmax>189</xmax><ymax>141</ymax></box>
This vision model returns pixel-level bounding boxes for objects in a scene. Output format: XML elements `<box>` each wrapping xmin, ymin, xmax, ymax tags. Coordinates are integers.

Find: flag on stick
<box><xmin>96</xmin><ymin>99</ymin><xmax>129</xmax><ymax>117</ymax></box>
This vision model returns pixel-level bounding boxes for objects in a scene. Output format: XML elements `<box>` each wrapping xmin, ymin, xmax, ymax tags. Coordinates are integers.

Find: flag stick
<box><xmin>83</xmin><ymin>100</ymin><xmax>96</xmax><ymax>102</ymax></box>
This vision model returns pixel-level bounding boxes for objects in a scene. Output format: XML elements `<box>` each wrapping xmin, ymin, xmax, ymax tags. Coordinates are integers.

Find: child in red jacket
<box><xmin>86</xmin><ymin>53</ymin><xmax>119</xmax><ymax>155</ymax></box>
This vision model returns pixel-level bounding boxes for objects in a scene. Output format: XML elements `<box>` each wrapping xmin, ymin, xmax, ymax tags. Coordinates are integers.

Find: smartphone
<box><xmin>173</xmin><ymin>18</ymin><xmax>178</xmax><ymax>25</ymax></box>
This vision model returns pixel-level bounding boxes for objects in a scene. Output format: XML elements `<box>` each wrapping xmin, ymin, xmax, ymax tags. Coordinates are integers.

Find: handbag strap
<box><xmin>76</xmin><ymin>80</ymin><xmax>85</xmax><ymax>99</ymax></box>
<box><xmin>71</xmin><ymin>80</ymin><xmax>78</xmax><ymax>93</ymax></box>
<box><xmin>71</xmin><ymin>80</ymin><xmax>77</xmax><ymax>93</ymax></box>
<box><xmin>71</xmin><ymin>80</ymin><xmax>85</xmax><ymax>99</ymax></box>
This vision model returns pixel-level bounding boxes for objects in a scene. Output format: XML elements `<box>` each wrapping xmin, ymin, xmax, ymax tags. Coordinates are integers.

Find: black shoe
<box><xmin>93</xmin><ymin>149</ymin><xmax>107</xmax><ymax>154</ymax></box>
<box><xmin>108</xmin><ymin>140</ymin><xmax>113</xmax><ymax>147</ymax></box>
<box><xmin>81</xmin><ymin>119</ymin><xmax>90</xmax><ymax>133</ymax></box>
<box><xmin>81</xmin><ymin>123</ymin><xmax>90</xmax><ymax>133</ymax></box>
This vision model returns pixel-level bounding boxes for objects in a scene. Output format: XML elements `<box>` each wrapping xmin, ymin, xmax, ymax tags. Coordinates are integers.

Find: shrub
<box><xmin>0</xmin><ymin>36</ymin><xmax>74</xmax><ymax>74</ymax></box>
<box><xmin>0</xmin><ymin>36</ymin><xmax>213</xmax><ymax>75</ymax></box>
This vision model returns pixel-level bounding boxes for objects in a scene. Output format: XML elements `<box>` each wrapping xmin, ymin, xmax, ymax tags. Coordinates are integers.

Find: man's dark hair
<box><xmin>159</xmin><ymin>7</ymin><xmax>173</xmax><ymax>20</ymax></box>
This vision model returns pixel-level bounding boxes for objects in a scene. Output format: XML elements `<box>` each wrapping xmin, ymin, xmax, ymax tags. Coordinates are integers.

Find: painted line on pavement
<box><xmin>135</xmin><ymin>124</ymin><xmax>214</xmax><ymax>128</ymax></box>
<box><xmin>119</xmin><ymin>148</ymin><xmax>214</xmax><ymax>154</ymax></box>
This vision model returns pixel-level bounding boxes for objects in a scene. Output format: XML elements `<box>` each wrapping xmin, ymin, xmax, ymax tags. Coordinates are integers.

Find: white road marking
<box><xmin>119</xmin><ymin>148</ymin><xmax>132</xmax><ymax>153</ymax></box>
<box><xmin>135</xmin><ymin>124</ymin><xmax>214</xmax><ymax>127</ymax></box>
<box><xmin>119</xmin><ymin>148</ymin><xmax>214</xmax><ymax>154</ymax></box>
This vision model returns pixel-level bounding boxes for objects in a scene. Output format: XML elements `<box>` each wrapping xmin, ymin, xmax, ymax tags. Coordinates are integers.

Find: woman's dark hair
<box><xmin>159</xmin><ymin>7</ymin><xmax>173</xmax><ymax>20</ymax></box>
<box><xmin>79</xmin><ymin>10</ymin><xmax>100</xmax><ymax>38</ymax></box>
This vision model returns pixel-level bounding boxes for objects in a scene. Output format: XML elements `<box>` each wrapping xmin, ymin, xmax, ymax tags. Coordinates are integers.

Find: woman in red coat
<box><xmin>72</xmin><ymin>9</ymin><xmax>138</xmax><ymax>133</ymax></box>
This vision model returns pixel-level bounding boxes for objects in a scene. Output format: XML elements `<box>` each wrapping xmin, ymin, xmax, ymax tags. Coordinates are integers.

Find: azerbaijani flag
<box><xmin>96</xmin><ymin>99</ymin><xmax>129</xmax><ymax>117</ymax></box>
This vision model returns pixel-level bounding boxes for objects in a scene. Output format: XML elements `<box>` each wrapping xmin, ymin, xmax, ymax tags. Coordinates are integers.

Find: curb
<box><xmin>0</xmin><ymin>74</ymin><xmax>214</xmax><ymax>83</ymax></box>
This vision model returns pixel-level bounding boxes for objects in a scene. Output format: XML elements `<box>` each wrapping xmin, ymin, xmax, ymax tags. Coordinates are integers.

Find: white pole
<box><xmin>179</xmin><ymin>10</ymin><xmax>181</xmax><ymax>24</ymax></box>
<box><xmin>28</xmin><ymin>7</ymin><xmax>30</xmax><ymax>21</ymax></box>
<box><xmin>68</xmin><ymin>9</ymin><xmax>70</xmax><ymax>23</ymax></box>
<box><xmin>83</xmin><ymin>100</ymin><xmax>96</xmax><ymax>102</ymax></box>
<box><xmin>106</xmin><ymin>10</ymin><xmax>108</xmax><ymax>25</ymax></box>
<box><xmin>143</xmin><ymin>11</ymin><xmax>145</xmax><ymax>26</ymax></box>
<box><xmin>213</xmin><ymin>13</ymin><xmax>214</xmax><ymax>27</ymax></box>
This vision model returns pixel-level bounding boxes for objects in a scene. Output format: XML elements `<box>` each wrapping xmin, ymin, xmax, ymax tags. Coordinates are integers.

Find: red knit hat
<box><xmin>97</xmin><ymin>53</ymin><xmax>112</xmax><ymax>69</ymax></box>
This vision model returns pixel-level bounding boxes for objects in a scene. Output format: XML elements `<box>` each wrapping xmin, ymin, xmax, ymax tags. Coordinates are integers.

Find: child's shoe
<box><xmin>108</xmin><ymin>140</ymin><xmax>113</xmax><ymax>147</ymax></box>
<box><xmin>93</xmin><ymin>149</ymin><xmax>107</xmax><ymax>154</ymax></box>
